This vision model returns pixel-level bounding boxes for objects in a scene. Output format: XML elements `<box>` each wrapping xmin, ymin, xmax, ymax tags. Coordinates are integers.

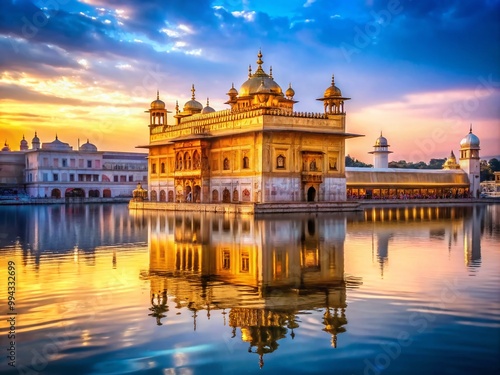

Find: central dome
<box><xmin>238</xmin><ymin>51</ymin><xmax>283</xmax><ymax>97</ymax></box>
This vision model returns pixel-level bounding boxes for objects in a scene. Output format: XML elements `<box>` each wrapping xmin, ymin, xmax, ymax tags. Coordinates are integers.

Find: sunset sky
<box><xmin>1</xmin><ymin>0</ymin><xmax>499</xmax><ymax>162</ymax></box>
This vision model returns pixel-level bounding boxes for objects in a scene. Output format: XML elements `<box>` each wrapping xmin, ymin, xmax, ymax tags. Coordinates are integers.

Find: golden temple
<box><xmin>130</xmin><ymin>51</ymin><xmax>481</xmax><ymax>213</ymax></box>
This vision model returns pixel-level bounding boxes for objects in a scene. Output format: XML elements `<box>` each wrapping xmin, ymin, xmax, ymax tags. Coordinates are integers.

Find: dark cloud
<box><xmin>0</xmin><ymin>37</ymin><xmax>78</xmax><ymax>76</ymax></box>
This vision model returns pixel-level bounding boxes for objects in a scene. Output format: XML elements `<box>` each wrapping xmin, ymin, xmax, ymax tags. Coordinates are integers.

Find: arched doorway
<box><xmin>193</xmin><ymin>185</ymin><xmax>201</xmax><ymax>203</ymax></box>
<box><xmin>103</xmin><ymin>189</ymin><xmax>112</xmax><ymax>198</ymax></box>
<box><xmin>159</xmin><ymin>190</ymin><xmax>166</xmax><ymax>202</ymax></box>
<box><xmin>185</xmin><ymin>185</ymin><xmax>192</xmax><ymax>202</ymax></box>
<box><xmin>151</xmin><ymin>190</ymin><xmax>157</xmax><ymax>201</ymax></box>
<box><xmin>89</xmin><ymin>189</ymin><xmax>100</xmax><ymax>198</ymax></box>
<box><xmin>51</xmin><ymin>189</ymin><xmax>61</xmax><ymax>198</ymax></box>
<box><xmin>307</xmin><ymin>186</ymin><xmax>316</xmax><ymax>202</ymax></box>
<box><xmin>222</xmin><ymin>188</ymin><xmax>231</xmax><ymax>203</ymax></box>
<box><xmin>212</xmin><ymin>190</ymin><xmax>219</xmax><ymax>202</ymax></box>
<box><xmin>168</xmin><ymin>190</ymin><xmax>174</xmax><ymax>202</ymax></box>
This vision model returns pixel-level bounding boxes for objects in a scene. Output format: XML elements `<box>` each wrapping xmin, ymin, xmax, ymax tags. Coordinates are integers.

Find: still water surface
<box><xmin>0</xmin><ymin>204</ymin><xmax>499</xmax><ymax>375</ymax></box>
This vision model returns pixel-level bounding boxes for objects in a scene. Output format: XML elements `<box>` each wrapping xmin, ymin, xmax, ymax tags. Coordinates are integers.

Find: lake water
<box><xmin>0</xmin><ymin>203</ymin><xmax>499</xmax><ymax>375</ymax></box>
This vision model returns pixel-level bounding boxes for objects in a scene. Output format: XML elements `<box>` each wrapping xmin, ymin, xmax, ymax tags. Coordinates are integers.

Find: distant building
<box><xmin>0</xmin><ymin>133</ymin><xmax>148</xmax><ymax>199</ymax></box>
<box><xmin>346</xmin><ymin>128</ymin><xmax>480</xmax><ymax>199</ymax></box>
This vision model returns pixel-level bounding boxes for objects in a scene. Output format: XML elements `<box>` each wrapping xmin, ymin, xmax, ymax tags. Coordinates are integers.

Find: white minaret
<box><xmin>459</xmin><ymin>125</ymin><xmax>481</xmax><ymax>197</ymax></box>
<box><xmin>369</xmin><ymin>132</ymin><xmax>393</xmax><ymax>169</ymax></box>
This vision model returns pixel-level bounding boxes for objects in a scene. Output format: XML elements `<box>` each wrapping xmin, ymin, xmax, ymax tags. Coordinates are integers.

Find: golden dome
<box><xmin>201</xmin><ymin>98</ymin><xmax>215</xmax><ymax>114</ymax></box>
<box><xmin>324</xmin><ymin>74</ymin><xmax>342</xmax><ymax>97</ymax></box>
<box><xmin>238</xmin><ymin>50</ymin><xmax>283</xmax><ymax>97</ymax></box>
<box><xmin>285</xmin><ymin>83</ymin><xmax>295</xmax><ymax>98</ymax></box>
<box><xmin>183</xmin><ymin>84</ymin><xmax>203</xmax><ymax>112</ymax></box>
<box><xmin>227</xmin><ymin>83</ymin><xmax>238</xmax><ymax>96</ymax></box>
<box><xmin>151</xmin><ymin>91</ymin><xmax>165</xmax><ymax>110</ymax></box>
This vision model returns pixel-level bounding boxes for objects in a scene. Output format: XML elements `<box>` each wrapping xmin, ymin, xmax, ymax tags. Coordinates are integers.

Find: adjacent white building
<box><xmin>1</xmin><ymin>134</ymin><xmax>148</xmax><ymax>199</ymax></box>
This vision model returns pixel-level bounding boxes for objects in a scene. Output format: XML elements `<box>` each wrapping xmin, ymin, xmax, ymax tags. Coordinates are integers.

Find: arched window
<box><xmin>151</xmin><ymin>163</ymin><xmax>157</xmax><ymax>174</ymax></box>
<box><xmin>242</xmin><ymin>156</ymin><xmax>249</xmax><ymax>169</ymax></box>
<box><xmin>309</xmin><ymin>159</ymin><xmax>317</xmax><ymax>171</ymax></box>
<box><xmin>184</xmin><ymin>152</ymin><xmax>191</xmax><ymax>170</ymax></box>
<box><xmin>193</xmin><ymin>151</ymin><xmax>201</xmax><ymax>169</ymax></box>
<box><xmin>276</xmin><ymin>154</ymin><xmax>285</xmax><ymax>169</ymax></box>
<box><xmin>160</xmin><ymin>162</ymin><xmax>165</xmax><ymax>174</ymax></box>
<box><xmin>159</xmin><ymin>190</ymin><xmax>166</xmax><ymax>202</ymax></box>
<box><xmin>242</xmin><ymin>189</ymin><xmax>251</xmax><ymax>202</ymax></box>
<box><xmin>223</xmin><ymin>158</ymin><xmax>230</xmax><ymax>170</ymax></box>
<box><xmin>233</xmin><ymin>189</ymin><xmax>239</xmax><ymax>202</ymax></box>
<box><xmin>176</xmin><ymin>152</ymin><xmax>183</xmax><ymax>170</ymax></box>
<box><xmin>167</xmin><ymin>190</ymin><xmax>174</xmax><ymax>202</ymax></box>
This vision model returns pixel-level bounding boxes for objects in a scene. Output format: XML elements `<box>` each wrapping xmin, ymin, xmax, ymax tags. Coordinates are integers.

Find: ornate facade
<box><xmin>141</xmin><ymin>51</ymin><xmax>361</xmax><ymax>206</ymax></box>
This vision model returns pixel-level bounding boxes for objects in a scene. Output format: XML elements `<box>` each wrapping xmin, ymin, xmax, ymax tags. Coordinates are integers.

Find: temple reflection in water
<box><xmin>141</xmin><ymin>212</ymin><xmax>356</xmax><ymax>367</ymax></box>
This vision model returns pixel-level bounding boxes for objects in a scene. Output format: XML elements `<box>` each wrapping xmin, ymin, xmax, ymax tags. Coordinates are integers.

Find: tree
<box><xmin>345</xmin><ymin>155</ymin><xmax>372</xmax><ymax>168</ymax></box>
<box><xmin>488</xmin><ymin>158</ymin><xmax>500</xmax><ymax>172</ymax></box>
<box><xmin>480</xmin><ymin>160</ymin><xmax>493</xmax><ymax>181</ymax></box>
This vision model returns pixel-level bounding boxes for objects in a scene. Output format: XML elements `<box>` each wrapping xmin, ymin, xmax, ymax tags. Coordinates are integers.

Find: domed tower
<box><xmin>226</xmin><ymin>50</ymin><xmax>296</xmax><ymax>112</ymax></box>
<box><xmin>147</xmin><ymin>91</ymin><xmax>171</xmax><ymax>134</ymax></box>
<box><xmin>20</xmin><ymin>135</ymin><xmax>29</xmax><ymax>151</ymax></box>
<box><xmin>1</xmin><ymin>141</ymin><xmax>10</xmax><ymax>152</ymax></box>
<box><xmin>459</xmin><ymin>125</ymin><xmax>481</xmax><ymax>197</ymax></box>
<box><xmin>32</xmin><ymin>132</ymin><xmax>40</xmax><ymax>150</ymax></box>
<box><xmin>316</xmin><ymin>74</ymin><xmax>350</xmax><ymax>115</ymax></box>
<box><xmin>368</xmin><ymin>132</ymin><xmax>393</xmax><ymax>168</ymax></box>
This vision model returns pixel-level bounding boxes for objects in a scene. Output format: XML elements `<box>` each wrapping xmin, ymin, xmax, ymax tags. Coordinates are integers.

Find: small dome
<box><xmin>374</xmin><ymin>132</ymin><xmax>389</xmax><ymax>147</ymax></box>
<box><xmin>227</xmin><ymin>83</ymin><xmax>238</xmax><ymax>96</ymax></box>
<box><xmin>183</xmin><ymin>84</ymin><xmax>203</xmax><ymax>112</ymax></box>
<box><xmin>1</xmin><ymin>142</ymin><xmax>10</xmax><ymax>152</ymax></box>
<box><xmin>42</xmin><ymin>135</ymin><xmax>72</xmax><ymax>151</ymax></box>
<box><xmin>79</xmin><ymin>139</ymin><xmax>98</xmax><ymax>152</ymax></box>
<box><xmin>20</xmin><ymin>135</ymin><xmax>28</xmax><ymax>150</ymax></box>
<box><xmin>32</xmin><ymin>132</ymin><xmax>40</xmax><ymax>143</ymax></box>
<box><xmin>460</xmin><ymin>126</ymin><xmax>480</xmax><ymax>148</ymax></box>
<box><xmin>285</xmin><ymin>83</ymin><xmax>295</xmax><ymax>98</ymax></box>
<box><xmin>324</xmin><ymin>74</ymin><xmax>342</xmax><ymax>97</ymax></box>
<box><xmin>201</xmin><ymin>98</ymin><xmax>215</xmax><ymax>114</ymax></box>
<box><xmin>151</xmin><ymin>91</ymin><xmax>165</xmax><ymax>110</ymax></box>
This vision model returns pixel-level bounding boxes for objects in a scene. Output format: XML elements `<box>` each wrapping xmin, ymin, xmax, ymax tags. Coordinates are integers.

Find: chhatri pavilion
<box><xmin>131</xmin><ymin>51</ymin><xmax>480</xmax><ymax>213</ymax></box>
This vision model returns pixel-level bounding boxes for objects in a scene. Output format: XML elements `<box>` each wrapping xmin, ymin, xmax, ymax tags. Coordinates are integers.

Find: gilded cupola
<box><xmin>150</xmin><ymin>91</ymin><xmax>165</xmax><ymax>110</ymax></box>
<box><xmin>238</xmin><ymin>50</ymin><xmax>283</xmax><ymax>97</ymax></box>
<box><xmin>226</xmin><ymin>50</ymin><xmax>296</xmax><ymax>112</ymax></box>
<box><xmin>317</xmin><ymin>74</ymin><xmax>350</xmax><ymax>115</ymax></box>
<box><xmin>201</xmin><ymin>98</ymin><xmax>215</xmax><ymax>114</ymax></box>
<box><xmin>183</xmin><ymin>84</ymin><xmax>203</xmax><ymax>114</ymax></box>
